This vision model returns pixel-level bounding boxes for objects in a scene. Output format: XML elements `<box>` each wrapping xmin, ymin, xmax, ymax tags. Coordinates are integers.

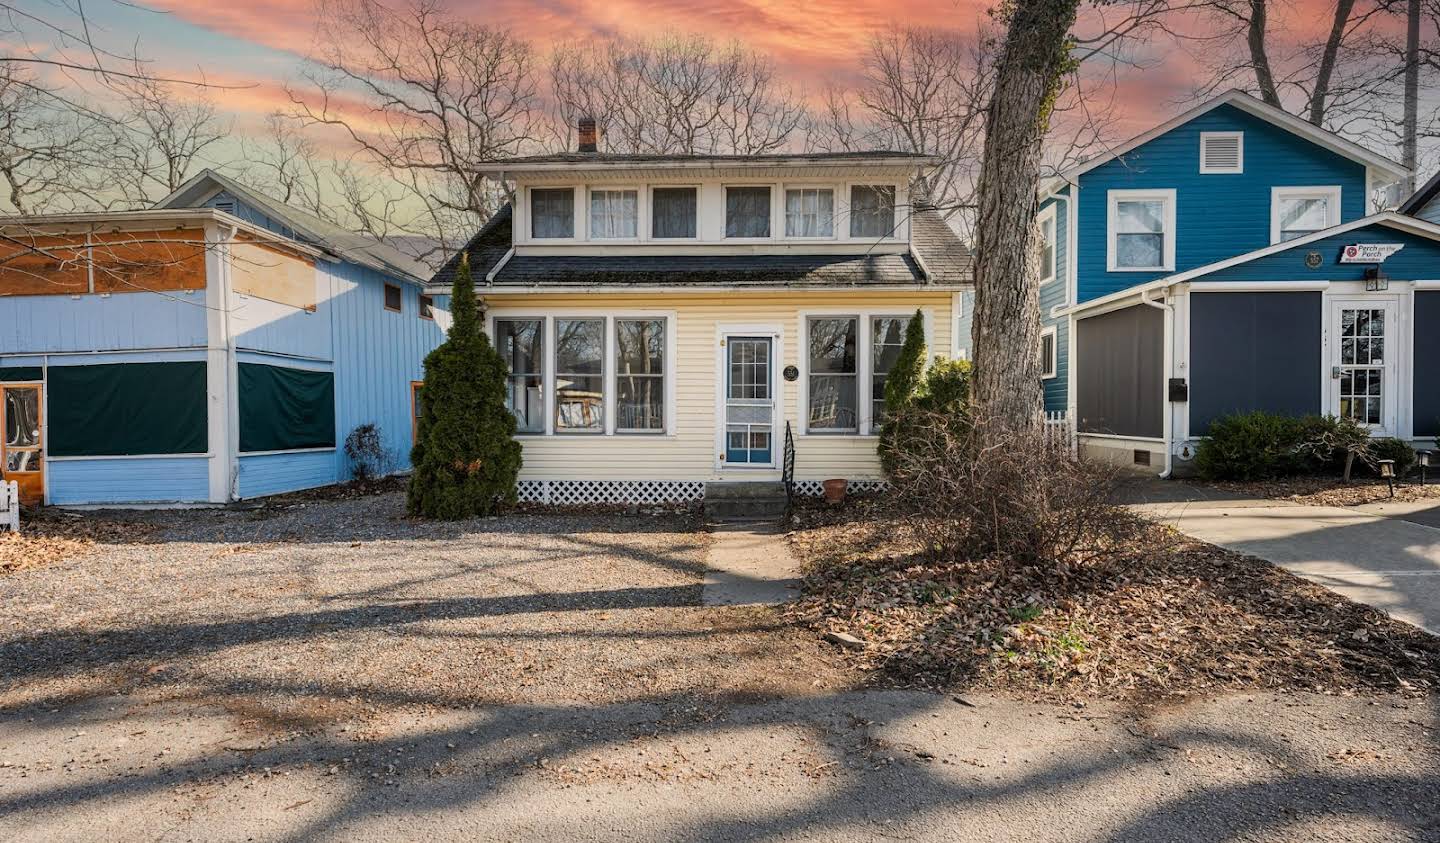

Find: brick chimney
<box><xmin>577</xmin><ymin>117</ymin><xmax>598</xmax><ymax>154</ymax></box>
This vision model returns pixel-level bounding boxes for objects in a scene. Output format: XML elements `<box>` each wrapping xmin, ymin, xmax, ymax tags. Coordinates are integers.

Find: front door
<box><xmin>1330</xmin><ymin>299</ymin><xmax>1398</xmax><ymax>435</ymax></box>
<box><xmin>724</xmin><ymin>336</ymin><xmax>774</xmax><ymax>466</ymax></box>
<box><xmin>1</xmin><ymin>384</ymin><xmax>43</xmax><ymax>505</ymax></box>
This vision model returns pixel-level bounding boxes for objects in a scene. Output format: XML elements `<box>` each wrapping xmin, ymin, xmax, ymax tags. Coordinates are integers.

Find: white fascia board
<box><xmin>0</xmin><ymin>209</ymin><xmax>328</xmax><ymax>261</ymax></box>
<box><xmin>431</xmin><ymin>283</ymin><xmax>970</xmax><ymax>296</ymax></box>
<box><xmin>472</xmin><ymin>156</ymin><xmax>936</xmax><ymax>175</ymax></box>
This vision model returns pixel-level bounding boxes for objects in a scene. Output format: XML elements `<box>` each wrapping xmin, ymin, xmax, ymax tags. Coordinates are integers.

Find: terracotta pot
<box><xmin>822</xmin><ymin>478</ymin><xmax>848</xmax><ymax>505</ymax></box>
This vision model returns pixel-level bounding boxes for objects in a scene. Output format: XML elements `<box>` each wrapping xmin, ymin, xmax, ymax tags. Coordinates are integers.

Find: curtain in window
<box><xmin>590</xmin><ymin>190</ymin><xmax>638</xmax><ymax>239</ymax></box>
<box><xmin>555</xmin><ymin>319</ymin><xmax>604</xmax><ymax>432</ymax></box>
<box><xmin>616</xmin><ymin>319</ymin><xmax>665</xmax><ymax>431</ymax></box>
<box><xmin>1279</xmin><ymin>197</ymin><xmax>1329</xmax><ymax>241</ymax></box>
<box><xmin>496</xmin><ymin>319</ymin><xmax>544</xmax><ymax>433</ymax></box>
<box><xmin>870</xmin><ymin>316</ymin><xmax>910</xmax><ymax>426</ymax></box>
<box><xmin>652</xmin><ymin>188</ymin><xmax>697</xmax><ymax>238</ymax></box>
<box><xmin>532</xmin><ymin>189</ymin><xmax>575</xmax><ymax>239</ymax></box>
<box><xmin>726</xmin><ymin>187</ymin><xmax>771</xmax><ymax>238</ymax></box>
<box><xmin>808</xmin><ymin>317</ymin><xmax>858</xmax><ymax>431</ymax></box>
<box><xmin>849</xmin><ymin>185</ymin><xmax>895</xmax><ymax>238</ymax></box>
<box><xmin>1115</xmin><ymin>200</ymin><xmax>1165</xmax><ymax>267</ymax></box>
<box><xmin>785</xmin><ymin>188</ymin><xmax>834</xmax><ymax>237</ymax></box>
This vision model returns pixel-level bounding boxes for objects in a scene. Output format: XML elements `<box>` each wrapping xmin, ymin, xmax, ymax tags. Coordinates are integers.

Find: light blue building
<box><xmin>964</xmin><ymin>90</ymin><xmax>1438</xmax><ymax>476</ymax></box>
<box><xmin>0</xmin><ymin>170</ymin><xmax>445</xmax><ymax>506</ymax></box>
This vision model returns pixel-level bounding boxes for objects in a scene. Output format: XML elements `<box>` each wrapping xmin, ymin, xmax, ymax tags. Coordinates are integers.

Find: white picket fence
<box><xmin>1</xmin><ymin>480</ymin><xmax>19</xmax><ymax>533</ymax></box>
<box><xmin>1043</xmin><ymin>410</ymin><xmax>1077</xmax><ymax>456</ymax></box>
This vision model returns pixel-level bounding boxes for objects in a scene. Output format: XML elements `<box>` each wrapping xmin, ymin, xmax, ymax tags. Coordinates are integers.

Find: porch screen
<box><xmin>1189</xmin><ymin>292</ymin><xmax>1321</xmax><ymax>436</ymax></box>
<box><xmin>1412</xmin><ymin>292</ymin><xmax>1440</xmax><ymax>436</ymax></box>
<box><xmin>48</xmin><ymin>361</ymin><xmax>207</xmax><ymax>456</ymax></box>
<box><xmin>0</xmin><ymin>366</ymin><xmax>42</xmax><ymax>382</ymax></box>
<box><xmin>1075</xmin><ymin>304</ymin><xmax>1163</xmax><ymax>438</ymax></box>
<box><xmin>238</xmin><ymin>363</ymin><xmax>336</xmax><ymax>452</ymax></box>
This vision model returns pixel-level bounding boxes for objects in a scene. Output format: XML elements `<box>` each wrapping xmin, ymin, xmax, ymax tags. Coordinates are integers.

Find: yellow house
<box><xmin>428</xmin><ymin>141</ymin><xmax>972</xmax><ymax>505</ymax></box>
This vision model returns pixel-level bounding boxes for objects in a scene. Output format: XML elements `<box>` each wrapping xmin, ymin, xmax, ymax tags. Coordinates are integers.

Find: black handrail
<box><xmin>782</xmin><ymin>420</ymin><xmax>796</xmax><ymax>506</ymax></box>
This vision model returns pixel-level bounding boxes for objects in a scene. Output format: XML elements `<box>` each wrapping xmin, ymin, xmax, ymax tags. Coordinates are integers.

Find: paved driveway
<box><xmin>1</xmin><ymin>494</ymin><xmax>1437</xmax><ymax>841</ymax></box>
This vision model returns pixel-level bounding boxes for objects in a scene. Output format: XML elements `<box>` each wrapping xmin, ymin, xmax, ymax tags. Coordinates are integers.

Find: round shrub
<box><xmin>1368</xmin><ymin>437</ymin><xmax>1416</xmax><ymax>476</ymax></box>
<box><xmin>1194</xmin><ymin>411</ymin><xmax>1305</xmax><ymax>481</ymax></box>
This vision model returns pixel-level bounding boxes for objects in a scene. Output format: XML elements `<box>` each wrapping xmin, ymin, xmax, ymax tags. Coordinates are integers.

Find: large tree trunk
<box><xmin>969</xmin><ymin>0</ymin><xmax>1079</xmax><ymax>436</ymax></box>
<box><xmin>1247</xmin><ymin>0</ymin><xmax>1282</xmax><ymax>107</ymax></box>
<box><xmin>1403</xmin><ymin>0</ymin><xmax>1420</xmax><ymax>194</ymax></box>
<box><xmin>1308</xmin><ymin>0</ymin><xmax>1358</xmax><ymax>125</ymax></box>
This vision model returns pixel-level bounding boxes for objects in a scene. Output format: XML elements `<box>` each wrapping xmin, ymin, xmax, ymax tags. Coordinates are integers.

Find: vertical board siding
<box><xmin>1</xmin><ymin>292</ymin><xmax>208</xmax><ymax>354</ymax></box>
<box><xmin>1039</xmin><ymin>192</ymin><xmax>1070</xmax><ymax>413</ymax></box>
<box><xmin>237</xmin><ymin>451</ymin><xmax>338</xmax><ymax>498</ymax></box>
<box><xmin>1076</xmin><ymin>104</ymin><xmax>1369</xmax><ymax>303</ymax></box>
<box><xmin>230</xmin><ymin>288</ymin><xmax>333</xmax><ymax>360</ymax></box>
<box><xmin>953</xmin><ymin>291</ymin><xmax>974</xmax><ymax>359</ymax></box>
<box><xmin>49</xmin><ymin>457</ymin><xmax>210</xmax><ymax>504</ymax></box>
<box><xmin>480</xmin><ymin>291</ymin><xmax>954</xmax><ymax>482</ymax></box>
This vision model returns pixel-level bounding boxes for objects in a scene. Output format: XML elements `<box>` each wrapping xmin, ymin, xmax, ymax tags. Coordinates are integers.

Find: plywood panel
<box><xmin>230</xmin><ymin>238</ymin><xmax>317</xmax><ymax>311</ymax></box>
<box><xmin>0</xmin><ymin>234</ymin><xmax>90</xmax><ymax>295</ymax></box>
<box><xmin>0</xmin><ymin>229</ymin><xmax>208</xmax><ymax>296</ymax></box>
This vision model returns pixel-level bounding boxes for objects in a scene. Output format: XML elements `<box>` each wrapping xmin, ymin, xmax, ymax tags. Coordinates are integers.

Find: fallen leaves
<box><xmin>0</xmin><ymin>511</ymin><xmax>157</xmax><ymax>575</ymax></box>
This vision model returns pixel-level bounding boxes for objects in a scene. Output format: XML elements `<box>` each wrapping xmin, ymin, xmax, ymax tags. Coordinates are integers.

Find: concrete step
<box><xmin>704</xmin><ymin>482</ymin><xmax>788</xmax><ymax>522</ymax></box>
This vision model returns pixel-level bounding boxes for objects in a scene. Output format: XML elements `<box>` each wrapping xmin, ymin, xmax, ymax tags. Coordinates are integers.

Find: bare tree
<box><xmin>547</xmin><ymin>32</ymin><xmax>805</xmax><ymax>155</ymax></box>
<box><xmin>290</xmin><ymin>0</ymin><xmax>538</xmax><ymax>249</ymax></box>
<box><xmin>107</xmin><ymin>68</ymin><xmax>229</xmax><ymax>204</ymax></box>
<box><xmin>234</xmin><ymin>112</ymin><xmax>338</xmax><ymax>221</ymax></box>
<box><xmin>0</xmin><ymin>65</ymin><xmax>110</xmax><ymax>214</ymax></box>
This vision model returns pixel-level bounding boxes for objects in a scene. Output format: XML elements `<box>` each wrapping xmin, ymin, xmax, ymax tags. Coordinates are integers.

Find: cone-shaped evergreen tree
<box><xmin>407</xmin><ymin>252</ymin><xmax>522</xmax><ymax>519</ymax></box>
<box><xmin>878</xmin><ymin>309</ymin><xmax>927</xmax><ymax>477</ymax></box>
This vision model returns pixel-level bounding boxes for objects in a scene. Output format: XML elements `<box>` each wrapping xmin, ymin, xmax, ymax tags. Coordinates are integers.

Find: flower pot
<box><xmin>822</xmin><ymin>478</ymin><xmax>848</xmax><ymax>505</ymax></box>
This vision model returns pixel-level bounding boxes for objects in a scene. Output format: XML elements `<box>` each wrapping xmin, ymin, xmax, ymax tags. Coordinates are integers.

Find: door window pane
<box><xmin>555</xmin><ymin>319</ymin><xmax>604</xmax><ymax>432</ymax></box>
<box><xmin>495</xmin><ymin>319</ymin><xmax>544</xmax><ymax>433</ymax></box>
<box><xmin>725</xmin><ymin>186</ymin><xmax>771</xmax><ymax>238</ymax></box>
<box><xmin>590</xmin><ymin>189</ymin><xmax>638</xmax><ymax>239</ymax></box>
<box><xmin>1115</xmin><ymin>199</ymin><xmax>1166</xmax><ymax>268</ymax></box>
<box><xmin>850</xmin><ymin>185</ymin><xmax>896</xmax><ymax>238</ymax></box>
<box><xmin>785</xmin><ymin>188</ymin><xmax>834</xmax><ymax>237</ymax></box>
<box><xmin>5</xmin><ymin>387</ymin><xmax>39</xmax><ymax>447</ymax></box>
<box><xmin>532</xmin><ymin>188</ymin><xmax>575</xmax><ymax>239</ymax></box>
<box><xmin>616</xmin><ymin>318</ymin><xmax>665</xmax><ymax>432</ymax></box>
<box><xmin>870</xmin><ymin>316</ymin><xmax>910</xmax><ymax>426</ymax></box>
<box><xmin>651</xmin><ymin>187</ymin><xmax>697</xmax><ymax>239</ymax></box>
<box><xmin>808</xmin><ymin>317</ymin><xmax>858</xmax><ymax>431</ymax></box>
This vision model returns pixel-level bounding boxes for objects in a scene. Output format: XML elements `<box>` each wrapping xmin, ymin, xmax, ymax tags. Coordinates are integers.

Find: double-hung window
<box><xmin>850</xmin><ymin>185</ymin><xmax>896</xmax><ymax>239</ymax></box>
<box><xmin>807</xmin><ymin>316</ymin><xmax>859</xmax><ymax>432</ymax></box>
<box><xmin>1037</xmin><ymin>205</ymin><xmax>1057</xmax><ymax>283</ymax></box>
<box><xmin>531</xmin><ymin>188</ymin><xmax>575</xmax><ymax>239</ymax></box>
<box><xmin>495</xmin><ymin>319</ymin><xmax>544</xmax><ymax>433</ymax></box>
<box><xmin>726</xmin><ymin>186</ymin><xmax>772</xmax><ymax>238</ymax></box>
<box><xmin>1108</xmin><ymin>189</ymin><xmax>1175</xmax><ymax>271</ymax></box>
<box><xmin>1039</xmin><ymin>326</ymin><xmax>1057</xmax><ymax>379</ymax></box>
<box><xmin>651</xmin><ymin>187</ymin><xmax>697</xmax><ymax>239</ymax></box>
<box><xmin>554</xmin><ymin>318</ymin><xmax>605</xmax><ymax>433</ymax></box>
<box><xmin>785</xmin><ymin>187</ymin><xmax>834</xmax><ymax>238</ymax></box>
<box><xmin>590</xmin><ymin>188</ymin><xmax>638</xmax><ymax>239</ymax></box>
<box><xmin>870</xmin><ymin>315</ymin><xmax>910</xmax><ymax>425</ymax></box>
<box><xmin>615</xmin><ymin>318</ymin><xmax>666</xmax><ymax>432</ymax></box>
<box><xmin>1271</xmin><ymin>186</ymin><xmax>1340</xmax><ymax>244</ymax></box>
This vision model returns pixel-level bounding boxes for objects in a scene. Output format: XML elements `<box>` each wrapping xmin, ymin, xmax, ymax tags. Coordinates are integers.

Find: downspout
<box><xmin>485</xmin><ymin>247</ymin><xmax>514</xmax><ymax>283</ymax></box>
<box><xmin>1140</xmin><ymin>288</ymin><xmax>1174</xmax><ymax>479</ymax></box>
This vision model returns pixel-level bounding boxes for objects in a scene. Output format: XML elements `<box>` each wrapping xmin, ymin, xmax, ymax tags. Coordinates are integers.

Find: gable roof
<box><xmin>1049</xmin><ymin>90</ymin><xmax>1408</xmax><ymax>189</ymax></box>
<box><xmin>428</xmin><ymin>202</ymin><xmax>972</xmax><ymax>292</ymax></box>
<box><xmin>155</xmin><ymin>169</ymin><xmax>431</xmax><ymax>284</ymax></box>
<box><xmin>1400</xmin><ymin>170</ymin><xmax>1440</xmax><ymax>216</ymax></box>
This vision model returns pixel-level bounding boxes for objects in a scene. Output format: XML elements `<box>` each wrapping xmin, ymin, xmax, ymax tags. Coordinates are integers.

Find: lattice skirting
<box><xmin>515</xmin><ymin>478</ymin><xmax>887</xmax><ymax>505</ymax></box>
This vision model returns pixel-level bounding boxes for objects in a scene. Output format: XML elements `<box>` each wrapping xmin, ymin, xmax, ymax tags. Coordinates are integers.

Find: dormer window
<box><xmin>531</xmin><ymin>188</ymin><xmax>575</xmax><ymax>239</ymax></box>
<box><xmin>651</xmin><ymin>187</ymin><xmax>697</xmax><ymax>239</ymax></box>
<box><xmin>725</xmin><ymin>186</ymin><xmax>771</xmax><ymax>238</ymax></box>
<box><xmin>589</xmin><ymin>189</ymin><xmax>638</xmax><ymax>239</ymax></box>
<box><xmin>1200</xmin><ymin>132</ymin><xmax>1244</xmax><ymax>174</ymax></box>
<box><xmin>785</xmin><ymin>187</ymin><xmax>834</xmax><ymax>238</ymax></box>
<box><xmin>850</xmin><ymin>185</ymin><xmax>896</xmax><ymax>238</ymax></box>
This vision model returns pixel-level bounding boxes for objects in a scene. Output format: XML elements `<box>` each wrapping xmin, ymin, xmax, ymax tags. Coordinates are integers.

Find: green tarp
<box><xmin>238</xmin><ymin>363</ymin><xmax>335</xmax><ymax>452</ymax></box>
<box><xmin>0</xmin><ymin>366</ymin><xmax>42</xmax><ymax>382</ymax></box>
<box><xmin>49</xmin><ymin>362</ymin><xmax>208</xmax><ymax>456</ymax></box>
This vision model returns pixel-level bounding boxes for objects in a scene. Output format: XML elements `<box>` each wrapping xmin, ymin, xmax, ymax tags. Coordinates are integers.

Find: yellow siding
<box><xmin>481</xmin><ymin>290</ymin><xmax>955</xmax><ymax>482</ymax></box>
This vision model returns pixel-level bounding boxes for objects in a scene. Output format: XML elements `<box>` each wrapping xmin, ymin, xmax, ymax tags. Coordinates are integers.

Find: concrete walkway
<box><xmin>1130</xmin><ymin>485</ymin><xmax>1440</xmax><ymax>635</ymax></box>
<box><xmin>702</xmin><ymin>521</ymin><xmax>800</xmax><ymax>606</ymax></box>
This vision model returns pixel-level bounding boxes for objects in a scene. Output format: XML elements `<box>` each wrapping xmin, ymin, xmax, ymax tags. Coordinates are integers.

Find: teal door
<box><xmin>724</xmin><ymin>336</ymin><xmax>773</xmax><ymax>465</ymax></box>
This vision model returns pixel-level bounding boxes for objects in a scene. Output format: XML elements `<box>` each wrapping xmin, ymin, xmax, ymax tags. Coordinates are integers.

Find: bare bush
<box><xmin>886</xmin><ymin>409</ymin><xmax>1141</xmax><ymax>567</ymax></box>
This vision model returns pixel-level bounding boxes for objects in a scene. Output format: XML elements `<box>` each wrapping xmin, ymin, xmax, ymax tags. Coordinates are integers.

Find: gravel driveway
<box><xmin>1</xmin><ymin>493</ymin><xmax>1438</xmax><ymax>841</ymax></box>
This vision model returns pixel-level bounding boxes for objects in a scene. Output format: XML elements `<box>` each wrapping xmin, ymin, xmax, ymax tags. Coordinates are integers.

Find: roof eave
<box><xmin>469</xmin><ymin>155</ymin><xmax>939</xmax><ymax>175</ymax></box>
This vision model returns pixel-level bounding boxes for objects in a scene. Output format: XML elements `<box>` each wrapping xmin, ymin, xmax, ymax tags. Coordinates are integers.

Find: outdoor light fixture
<box><xmin>1378</xmin><ymin>459</ymin><xmax>1397</xmax><ymax>497</ymax></box>
<box><xmin>1420</xmin><ymin>450</ymin><xmax>1433</xmax><ymax>486</ymax></box>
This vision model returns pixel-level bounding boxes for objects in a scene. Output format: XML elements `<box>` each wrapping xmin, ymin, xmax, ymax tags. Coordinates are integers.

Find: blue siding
<box><xmin>237</xmin><ymin>451</ymin><xmax>337</xmax><ymax>498</ymax></box>
<box><xmin>1415</xmin><ymin>196</ymin><xmax>1440</xmax><ymax>226</ymax></box>
<box><xmin>1040</xmin><ymin>191</ymin><xmax>1070</xmax><ymax>412</ymax></box>
<box><xmin>1076</xmin><ymin>104</ymin><xmax>1370</xmax><ymax>303</ymax></box>
<box><xmin>231</xmin><ymin>287</ymin><xmax>333</xmax><ymax>360</ymax></box>
<box><xmin>1200</xmin><ymin>224</ymin><xmax>1440</xmax><ymax>282</ymax></box>
<box><xmin>203</xmin><ymin>192</ymin><xmax>302</xmax><ymax>241</ymax></box>
<box><xmin>49</xmin><ymin>457</ymin><xmax>209</xmax><ymax>505</ymax></box>
<box><xmin>1</xmin><ymin>292</ymin><xmax>208</xmax><ymax>354</ymax></box>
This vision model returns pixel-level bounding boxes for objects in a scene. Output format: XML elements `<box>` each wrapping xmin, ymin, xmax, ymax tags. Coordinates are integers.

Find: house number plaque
<box><xmin>783</xmin><ymin>365</ymin><xmax>799</xmax><ymax>382</ymax></box>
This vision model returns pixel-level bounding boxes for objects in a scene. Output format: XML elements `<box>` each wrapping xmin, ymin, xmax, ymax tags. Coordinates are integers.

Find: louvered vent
<box><xmin>1200</xmin><ymin>133</ymin><xmax>1243</xmax><ymax>173</ymax></box>
<box><xmin>213</xmin><ymin>199</ymin><xmax>236</xmax><ymax>215</ymax></box>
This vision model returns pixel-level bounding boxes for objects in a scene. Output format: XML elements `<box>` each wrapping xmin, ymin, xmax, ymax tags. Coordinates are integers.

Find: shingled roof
<box><xmin>429</xmin><ymin>203</ymin><xmax>971</xmax><ymax>290</ymax></box>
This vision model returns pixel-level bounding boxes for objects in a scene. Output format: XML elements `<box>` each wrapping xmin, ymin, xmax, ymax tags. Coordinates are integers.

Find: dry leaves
<box><xmin>0</xmin><ymin>511</ymin><xmax>157</xmax><ymax>574</ymax></box>
<box><xmin>1199</xmin><ymin>476</ymin><xmax>1440</xmax><ymax>507</ymax></box>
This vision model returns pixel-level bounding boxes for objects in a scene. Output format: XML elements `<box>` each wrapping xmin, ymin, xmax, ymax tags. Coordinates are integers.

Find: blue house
<box><xmin>0</xmin><ymin>170</ymin><xmax>445</xmax><ymax>506</ymax></box>
<box><xmin>958</xmin><ymin>90</ymin><xmax>1436</xmax><ymax>476</ymax></box>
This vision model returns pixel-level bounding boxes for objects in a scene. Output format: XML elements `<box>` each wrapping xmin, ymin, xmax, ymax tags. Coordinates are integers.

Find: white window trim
<box><xmin>781</xmin><ymin>183</ymin><xmax>839</xmax><ymax>241</ymax></box>
<box><xmin>797</xmin><ymin>307</ymin><xmax>934</xmax><ymax>437</ymax></box>
<box><xmin>486</xmin><ymin>309</ymin><xmax>677</xmax><ymax>438</ymax></box>
<box><xmin>646</xmin><ymin>184</ymin><xmax>700</xmax><ymax>241</ymax></box>
<box><xmin>1039</xmin><ymin>325</ymin><xmax>1057</xmax><ymax>379</ymax></box>
<box><xmin>587</xmin><ymin>185</ymin><xmax>643</xmax><ymax>242</ymax></box>
<box><xmin>527</xmin><ymin>186</ymin><xmax>580</xmax><ymax>243</ymax></box>
<box><xmin>1106</xmin><ymin>188</ymin><xmax>1176</xmax><ymax>273</ymax></box>
<box><xmin>1270</xmin><ymin>185</ymin><xmax>1342</xmax><ymax>245</ymax></box>
<box><xmin>843</xmin><ymin>182</ymin><xmax>906</xmax><ymax>242</ymax></box>
<box><xmin>1199</xmin><ymin>131</ymin><xmax>1244</xmax><ymax>174</ymax></box>
<box><xmin>723</xmin><ymin>183</ymin><xmax>777</xmax><ymax>242</ymax></box>
<box><xmin>1037</xmin><ymin>204</ymin><xmax>1058</xmax><ymax>285</ymax></box>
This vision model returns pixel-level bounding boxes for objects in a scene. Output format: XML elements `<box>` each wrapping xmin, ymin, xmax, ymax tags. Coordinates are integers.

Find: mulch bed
<box><xmin>1</xmin><ymin>510</ymin><xmax>158</xmax><ymax>575</ymax></box>
<box><xmin>1195</xmin><ymin>475</ymin><xmax>1440</xmax><ymax>507</ymax></box>
<box><xmin>784</xmin><ymin>499</ymin><xmax>1440</xmax><ymax>701</ymax></box>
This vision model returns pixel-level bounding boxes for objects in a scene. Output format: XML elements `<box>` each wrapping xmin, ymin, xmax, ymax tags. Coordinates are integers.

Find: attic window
<box><xmin>384</xmin><ymin>283</ymin><xmax>402</xmax><ymax>313</ymax></box>
<box><xmin>1200</xmin><ymin>132</ymin><xmax>1243</xmax><ymax>174</ymax></box>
